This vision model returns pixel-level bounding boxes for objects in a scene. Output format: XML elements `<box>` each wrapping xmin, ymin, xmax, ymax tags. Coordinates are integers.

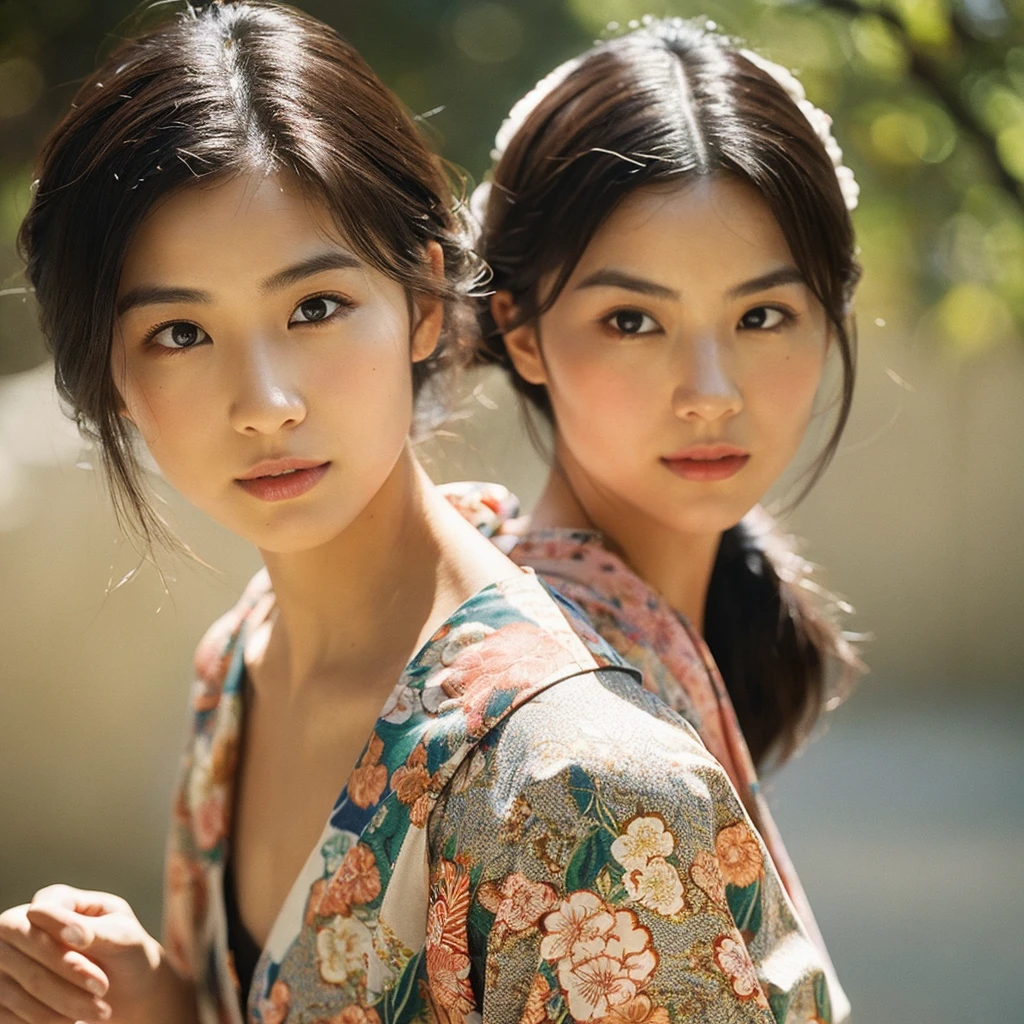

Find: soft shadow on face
<box><xmin>501</xmin><ymin>174</ymin><xmax>831</xmax><ymax>540</ymax></box>
<box><xmin>111</xmin><ymin>170</ymin><xmax>441</xmax><ymax>553</ymax></box>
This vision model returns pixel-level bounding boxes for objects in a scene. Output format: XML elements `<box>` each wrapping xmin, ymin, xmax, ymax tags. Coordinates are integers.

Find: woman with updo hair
<box><xmin>467</xmin><ymin>16</ymin><xmax>863</xmax><ymax>1022</ymax></box>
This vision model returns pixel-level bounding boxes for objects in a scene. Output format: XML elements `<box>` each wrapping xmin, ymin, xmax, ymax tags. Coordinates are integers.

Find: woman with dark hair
<box><xmin>468</xmin><ymin>16</ymin><xmax>863</xmax><ymax>1023</ymax></box>
<box><xmin>2</xmin><ymin>5</ymin><xmax>846</xmax><ymax>1024</ymax></box>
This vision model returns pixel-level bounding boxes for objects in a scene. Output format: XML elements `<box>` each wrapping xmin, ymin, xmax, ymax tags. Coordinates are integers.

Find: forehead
<box><xmin>118</xmin><ymin>171</ymin><xmax>342</xmax><ymax>288</ymax></box>
<box><xmin>577</xmin><ymin>176</ymin><xmax>793</xmax><ymax>273</ymax></box>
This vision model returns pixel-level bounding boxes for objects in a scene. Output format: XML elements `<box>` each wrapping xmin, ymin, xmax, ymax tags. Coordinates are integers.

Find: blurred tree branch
<box><xmin>803</xmin><ymin>0</ymin><xmax>1024</xmax><ymax>212</ymax></box>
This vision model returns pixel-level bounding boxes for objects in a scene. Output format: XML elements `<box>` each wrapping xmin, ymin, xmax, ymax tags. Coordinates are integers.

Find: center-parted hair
<box><xmin>475</xmin><ymin>20</ymin><xmax>863</xmax><ymax>767</ymax></box>
<box><xmin>19</xmin><ymin>0</ymin><xmax>481</xmax><ymax>549</ymax></box>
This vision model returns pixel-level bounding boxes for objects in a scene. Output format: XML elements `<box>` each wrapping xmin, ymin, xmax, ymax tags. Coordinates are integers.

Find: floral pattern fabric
<box><xmin>164</xmin><ymin>554</ymin><xmax>840</xmax><ymax>1023</ymax></box>
<box><xmin>440</xmin><ymin>482</ymin><xmax>849</xmax><ymax>1024</ymax></box>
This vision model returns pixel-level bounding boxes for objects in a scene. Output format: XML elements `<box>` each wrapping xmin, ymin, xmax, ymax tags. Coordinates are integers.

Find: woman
<box><xmin>1</xmin><ymin>5</ymin><xmax>841</xmax><ymax>1024</ymax></box>
<box><xmin>471</xmin><ymin>17</ymin><xmax>863</xmax><ymax>1023</ymax></box>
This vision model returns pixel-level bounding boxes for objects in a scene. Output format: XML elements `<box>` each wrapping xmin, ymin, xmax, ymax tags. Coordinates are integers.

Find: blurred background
<box><xmin>1</xmin><ymin>0</ymin><xmax>1022</xmax><ymax>1021</ymax></box>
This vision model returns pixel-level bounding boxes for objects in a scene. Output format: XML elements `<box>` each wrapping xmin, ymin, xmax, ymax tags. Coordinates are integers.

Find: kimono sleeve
<box><xmin>427</xmin><ymin>671</ymin><xmax>838</xmax><ymax>1024</ymax></box>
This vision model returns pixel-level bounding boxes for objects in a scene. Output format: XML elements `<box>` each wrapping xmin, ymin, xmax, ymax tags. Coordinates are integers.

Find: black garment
<box><xmin>223</xmin><ymin>862</ymin><xmax>261</xmax><ymax>1014</ymax></box>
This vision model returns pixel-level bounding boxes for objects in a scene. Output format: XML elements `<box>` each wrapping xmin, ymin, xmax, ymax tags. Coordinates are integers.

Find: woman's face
<box><xmin>499</xmin><ymin>176</ymin><xmax>830</xmax><ymax>539</ymax></box>
<box><xmin>112</xmin><ymin>171</ymin><xmax>442</xmax><ymax>553</ymax></box>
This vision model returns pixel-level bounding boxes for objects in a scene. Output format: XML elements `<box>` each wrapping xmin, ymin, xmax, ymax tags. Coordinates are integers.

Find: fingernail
<box><xmin>96</xmin><ymin>1001</ymin><xmax>112</xmax><ymax>1020</ymax></box>
<box><xmin>85</xmin><ymin>977</ymin><xmax>105</xmax><ymax>996</ymax></box>
<box><xmin>61</xmin><ymin>924</ymin><xmax>86</xmax><ymax>946</ymax></box>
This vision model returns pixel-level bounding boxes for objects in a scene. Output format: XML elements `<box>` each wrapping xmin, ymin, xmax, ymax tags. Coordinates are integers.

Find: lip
<box><xmin>235</xmin><ymin>458</ymin><xmax>330</xmax><ymax>502</ymax></box>
<box><xmin>661</xmin><ymin>445</ymin><xmax>750</xmax><ymax>482</ymax></box>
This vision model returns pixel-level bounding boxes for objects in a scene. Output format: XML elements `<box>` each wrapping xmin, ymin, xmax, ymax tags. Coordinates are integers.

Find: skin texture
<box><xmin>494</xmin><ymin>176</ymin><xmax>830</xmax><ymax>630</ymax></box>
<box><xmin>0</xmin><ymin>171</ymin><xmax>517</xmax><ymax>1023</ymax></box>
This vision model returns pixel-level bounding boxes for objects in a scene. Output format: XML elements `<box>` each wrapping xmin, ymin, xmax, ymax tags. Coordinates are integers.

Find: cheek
<box><xmin>748</xmin><ymin>345</ymin><xmax>826</xmax><ymax>438</ymax></box>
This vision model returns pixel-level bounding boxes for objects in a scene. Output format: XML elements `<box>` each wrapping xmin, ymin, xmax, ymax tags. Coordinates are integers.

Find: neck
<box><xmin>529</xmin><ymin>457</ymin><xmax>721</xmax><ymax>634</ymax></box>
<box><xmin>254</xmin><ymin>447</ymin><xmax>515</xmax><ymax>693</ymax></box>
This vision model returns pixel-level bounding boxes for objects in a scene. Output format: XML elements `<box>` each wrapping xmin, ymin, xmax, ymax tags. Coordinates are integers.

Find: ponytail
<box><xmin>703</xmin><ymin>506</ymin><xmax>862</xmax><ymax>769</ymax></box>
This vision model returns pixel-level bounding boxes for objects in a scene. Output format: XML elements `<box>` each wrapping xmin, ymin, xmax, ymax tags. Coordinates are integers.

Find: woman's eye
<box><xmin>740</xmin><ymin>306</ymin><xmax>789</xmax><ymax>330</ymax></box>
<box><xmin>151</xmin><ymin>322</ymin><xmax>209</xmax><ymax>349</ymax></box>
<box><xmin>606</xmin><ymin>309</ymin><xmax>660</xmax><ymax>335</ymax></box>
<box><xmin>289</xmin><ymin>296</ymin><xmax>344</xmax><ymax>325</ymax></box>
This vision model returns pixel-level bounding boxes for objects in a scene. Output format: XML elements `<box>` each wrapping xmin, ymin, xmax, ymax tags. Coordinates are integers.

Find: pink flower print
<box><xmin>436</xmin><ymin>623</ymin><xmax>575</xmax><ymax>736</ymax></box>
<box><xmin>194</xmin><ymin>787</ymin><xmax>228</xmax><ymax>852</ymax></box>
<box><xmin>688</xmin><ymin>849</ymin><xmax>727</xmax><ymax>905</ymax></box>
<box><xmin>257</xmin><ymin>979</ymin><xmax>291</xmax><ymax>1024</ymax></box>
<box><xmin>492</xmin><ymin>873</ymin><xmax>558</xmax><ymax>934</ymax></box>
<box><xmin>425</xmin><ymin>942</ymin><xmax>474</xmax><ymax>1018</ymax></box>
<box><xmin>715</xmin><ymin>822</ymin><xmax>763</xmax><ymax>889</ymax></box>
<box><xmin>712</xmin><ymin>934</ymin><xmax>770</xmax><ymax>1008</ymax></box>
<box><xmin>540</xmin><ymin>891</ymin><xmax>616</xmax><ymax>963</ymax></box>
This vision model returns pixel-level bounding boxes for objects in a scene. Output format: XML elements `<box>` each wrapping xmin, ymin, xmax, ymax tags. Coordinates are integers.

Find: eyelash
<box><xmin>140</xmin><ymin>291</ymin><xmax>355</xmax><ymax>352</ymax></box>
<box><xmin>599</xmin><ymin>303</ymin><xmax>800</xmax><ymax>338</ymax></box>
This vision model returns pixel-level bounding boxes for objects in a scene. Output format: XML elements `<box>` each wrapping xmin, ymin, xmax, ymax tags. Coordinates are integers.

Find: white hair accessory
<box><xmin>740</xmin><ymin>49</ymin><xmax>860</xmax><ymax>211</ymax></box>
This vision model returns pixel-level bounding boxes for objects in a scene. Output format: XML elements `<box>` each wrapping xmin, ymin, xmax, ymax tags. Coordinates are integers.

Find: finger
<box><xmin>0</xmin><ymin>945</ymin><xmax>110</xmax><ymax>1022</ymax></box>
<box><xmin>0</xmin><ymin>917</ymin><xmax>108</xmax><ymax>997</ymax></box>
<box><xmin>22</xmin><ymin>910</ymin><xmax>93</xmax><ymax>955</ymax></box>
<box><xmin>30</xmin><ymin>889</ymin><xmax>127</xmax><ymax>920</ymax></box>
<box><xmin>0</xmin><ymin>970</ymin><xmax>110</xmax><ymax>1023</ymax></box>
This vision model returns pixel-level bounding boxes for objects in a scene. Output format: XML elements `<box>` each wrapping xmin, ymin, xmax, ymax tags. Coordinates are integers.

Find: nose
<box><xmin>670</xmin><ymin>332</ymin><xmax>742</xmax><ymax>422</ymax></box>
<box><xmin>227</xmin><ymin>340</ymin><xmax>306</xmax><ymax>436</ymax></box>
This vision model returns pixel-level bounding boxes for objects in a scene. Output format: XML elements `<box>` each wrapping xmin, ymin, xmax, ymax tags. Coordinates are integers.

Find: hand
<box><xmin>0</xmin><ymin>884</ymin><xmax>190</xmax><ymax>1024</ymax></box>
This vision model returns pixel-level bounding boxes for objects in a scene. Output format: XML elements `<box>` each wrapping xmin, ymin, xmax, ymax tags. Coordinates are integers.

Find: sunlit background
<box><xmin>1</xmin><ymin>1</ymin><xmax>1022</xmax><ymax>1021</ymax></box>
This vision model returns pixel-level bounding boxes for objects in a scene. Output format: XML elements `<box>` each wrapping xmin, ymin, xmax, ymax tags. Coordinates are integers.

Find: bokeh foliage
<box><xmin>1</xmin><ymin>0</ymin><xmax>1022</xmax><ymax>374</ymax></box>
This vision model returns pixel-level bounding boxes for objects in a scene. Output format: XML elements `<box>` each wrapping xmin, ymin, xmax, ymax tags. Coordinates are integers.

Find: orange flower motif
<box><xmin>349</xmin><ymin>733</ymin><xmax>388</xmax><ymax>809</ymax></box>
<box><xmin>598</xmin><ymin>995</ymin><xmax>670</xmax><ymax>1024</ymax></box>
<box><xmin>257</xmin><ymin>980</ymin><xmax>290</xmax><ymax>1024</ymax></box>
<box><xmin>409</xmin><ymin>792</ymin><xmax>433</xmax><ymax>829</ymax></box>
<box><xmin>318</xmin><ymin>844</ymin><xmax>381</xmax><ymax>917</ymax></box>
<box><xmin>519</xmin><ymin>972</ymin><xmax>552</xmax><ymax>1024</ymax></box>
<box><xmin>392</xmin><ymin>744</ymin><xmax>432</xmax><ymax>807</ymax></box>
<box><xmin>428</xmin><ymin>859</ymin><xmax>471</xmax><ymax>955</ymax></box>
<box><xmin>712</xmin><ymin>934</ymin><xmax>770</xmax><ymax>1009</ymax></box>
<box><xmin>305</xmin><ymin>878</ymin><xmax>327</xmax><ymax>927</ymax></box>
<box><xmin>426</xmin><ymin>942</ymin><xmax>475</xmax><ymax>1016</ymax></box>
<box><xmin>715</xmin><ymin>822</ymin><xmax>763</xmax><ymax>889</ymax></box>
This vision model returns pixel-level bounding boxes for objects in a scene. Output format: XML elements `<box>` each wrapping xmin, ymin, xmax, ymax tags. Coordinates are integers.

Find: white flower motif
<box><xmin>491</xmin><ymin>56</ymin><xmax>584</xmax><ymax>161</ymax></box>
<box><xmin>741</xmin><ymin>48</ymin><xmax>860</xmax><ymax>211</ymax></box>
<box><xmin>623</xmin><ymin>857</ymin><xmax>686</xmax><ymax>917</ymax></box>
<box><xmin>316</xmin><ymin>914</ymin><xmax>373</xmax><ymax>986</ymax></box>
<box><xmin>380</xmin><ymin>683</ymin><xmax>419</xmax><ymax>724</ymax></box>
<box><xmin>610</xmin><ymin>816</ymin><xmax>674</xmax><ymax>871</ymax></box>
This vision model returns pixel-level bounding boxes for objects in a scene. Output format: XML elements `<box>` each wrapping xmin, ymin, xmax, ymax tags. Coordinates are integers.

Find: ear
<box><xmin>410</xmin><ymin>240</ymin><xmax>446</xmax><ymax>363</ymax></box>
<box><xmin>490</xmin><ymin>290</ymin><xmax>547</xmax><ymax>386</ymax></box>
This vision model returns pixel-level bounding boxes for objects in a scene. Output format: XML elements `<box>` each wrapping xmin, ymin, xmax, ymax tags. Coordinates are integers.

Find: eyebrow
<box><xmin>116</xmin><ymin>249</ymin><xmax>363</xmax><ymax>317</ymax></box>
<box><xmin>573</xmin><ymin>265</ymin><xmax>807</xmax><ymax>302</ymax></box>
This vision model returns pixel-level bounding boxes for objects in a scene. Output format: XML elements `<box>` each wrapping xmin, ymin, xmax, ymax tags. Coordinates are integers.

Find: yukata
<box><xmin>443</xmin><ymin>482</ymin><xmax>850</xmax><ymax>1024</ymax></box>
<box><xmin>164</xmin><ymin>562</ymin><xmax>840</xmax><ymax>1024</ymax></box>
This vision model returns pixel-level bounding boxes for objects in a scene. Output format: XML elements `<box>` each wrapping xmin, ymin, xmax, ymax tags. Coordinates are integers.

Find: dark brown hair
<box><xmin>476</xmin><ymin>19</ymin><xmax>862</xmax><ymax>767</ymax></box>
<box><xmin>19</xmin><ymin>0</ymin><xmax>481</xmax><ymax>550</ymax></box>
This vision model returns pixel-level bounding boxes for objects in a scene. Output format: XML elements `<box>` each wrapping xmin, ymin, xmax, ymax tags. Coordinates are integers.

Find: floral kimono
<box><xmin>443</xmin><ymin>482</ymin><xmax>850</xmax><ymax>1024</ymax></box>
<box><xmin>164</xmin><ymin>561</ymin><xmax>839</xmax><ymax>1024</ymax></box>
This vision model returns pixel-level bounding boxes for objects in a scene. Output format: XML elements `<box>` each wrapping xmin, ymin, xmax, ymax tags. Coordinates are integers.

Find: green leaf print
<box><xmin>725</xmin><ymin>878</ymin><xmax>763</xmax><ymax>938</ymax></box>
<box><xmin>814</xmin><ymin>968</ymin><xmax>833</xmax><ymax>1022</ymax></box>
<box><xmin>565</xmin><ymin>827</ymin><xmax>615</xmax><ymax>893</ymax></box>
<box><xmin>375</xmin><ymin>948</ymin><xmax>425</xmax><ymax>1024</ymax></box>
<box><xmin>320</xmin><ymin>831</ymin><xmax>354</xmax><ymax>875</ymax></box>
